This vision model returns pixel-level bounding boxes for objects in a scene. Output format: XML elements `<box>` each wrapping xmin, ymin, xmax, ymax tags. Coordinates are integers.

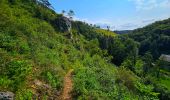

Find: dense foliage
<box><xmin>128</xmin><ymin>18</ymin><xmax>170</xmax><ymax>59</ymax></box>
<box><xmin>0</xmin><ymin>0</ymin><xmax>169</xmax><ymax>99</ymax></box>
<box><xmin>127</xmin><ymin>18</ymin><xmax>170</xmax><ymax>99</ymax></box>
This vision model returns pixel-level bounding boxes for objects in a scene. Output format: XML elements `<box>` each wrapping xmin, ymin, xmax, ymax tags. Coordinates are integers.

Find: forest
<box><xmin>0</xmin><ymin>0</ymin><xmax>170</xmax><ymax>100</ymax></box>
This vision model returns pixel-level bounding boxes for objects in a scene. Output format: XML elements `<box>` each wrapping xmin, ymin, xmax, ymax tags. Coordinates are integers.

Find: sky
<box><xmin>49</xmin><ymin>0</ymin><xmax>170</xmax><ymax>30</ymax></box>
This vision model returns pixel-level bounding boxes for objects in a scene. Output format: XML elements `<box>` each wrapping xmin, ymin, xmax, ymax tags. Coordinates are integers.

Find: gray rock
<box><xmin>0</xmin><ymin>92</ymin><xmax>14</xmax><ymax>100</ymax></box>
<box><xmin>55</xmin><ymin>16</ymin><xmax>73</xmax><ymax>39</ymax></box>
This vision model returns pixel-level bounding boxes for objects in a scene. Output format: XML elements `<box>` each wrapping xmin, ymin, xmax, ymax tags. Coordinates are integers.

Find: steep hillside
<box><xmin>128</xmin><ymin>18</ymin><xmax>170</xmax><ymax>59</ymax></box>
<box><xmin>0</xmin><ymin>0</ymin><xmax>166</xmax><ymax>100</ymax></box>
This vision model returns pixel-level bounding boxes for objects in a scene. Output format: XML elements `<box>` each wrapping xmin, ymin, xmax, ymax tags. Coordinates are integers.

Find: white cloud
<box><xmin>74</xmin><ymin>17</ymin><xmax>115</xmax><ymax>29</ymax></box>
<box><xmin>73</xmin><ymin>17</ymin><xmax>155</xmax><ymax>30</ymax></box>
<box><xmin>129</xmin><ymin>0</ymin><xmax>170</xmax><ymax>10</ymax></box>
<box><xmin>73</xmin><ymin>16</ymin><xmax>170</xmax><ymax>30</ymax></box>
<box><xmin>74</xmin><ymin>17</ymin><xmax>112</xmax><ymax>25</ymax></box>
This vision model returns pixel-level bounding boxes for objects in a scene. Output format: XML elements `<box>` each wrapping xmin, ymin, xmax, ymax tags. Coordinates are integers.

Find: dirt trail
<box><xmin>61</xmin><ymin>69</ymin><xmax>74</xmax><ymax>100</ymax></box>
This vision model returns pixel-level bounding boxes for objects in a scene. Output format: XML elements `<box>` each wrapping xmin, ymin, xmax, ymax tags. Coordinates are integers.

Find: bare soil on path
<box><xmin>60</xmin><ymin>69</ymin><xmax>74</xmax><ymax>100</ymax></box>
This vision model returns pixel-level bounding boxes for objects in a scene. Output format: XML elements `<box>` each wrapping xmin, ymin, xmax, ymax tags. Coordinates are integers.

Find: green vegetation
<box><xmin>127</xmin><ymin>18</ymin><xmax>170</xmax><ymax>59</ymax></box>
<box><xmin>127</xmin><ymin>19</ymin><xmax>170</xmax><ymax>99</ymax></box>
<box><xmin>0</xmin><ymin>0</ymin><xmax>169</xmax><ymax>99</ymax></box>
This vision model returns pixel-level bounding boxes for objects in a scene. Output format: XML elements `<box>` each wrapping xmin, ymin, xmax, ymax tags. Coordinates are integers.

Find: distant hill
<box><xmin>114</xmin><ymin>30</ymin><xmax>132</xmax><ymax>34</ymax></box>
<box><xmin>128</xmin><ymin>18</ymin><xmax>170</xmax><ymax>58</ymax></box>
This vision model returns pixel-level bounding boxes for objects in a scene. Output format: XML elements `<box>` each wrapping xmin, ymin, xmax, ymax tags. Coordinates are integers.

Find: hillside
<box><xmin>127</xmin><ymin>18</ymin><xmax>170</xmax><ymax>99</ymax></box>
<box><xmin>128</xmin><ymin>18</ymin><xmax>170</xmax><ymax>59</ymax></box>
<box><xmin>0</xmin><ymin>0</ymin><xmax>169</xmax><ymax>100</ymax></box>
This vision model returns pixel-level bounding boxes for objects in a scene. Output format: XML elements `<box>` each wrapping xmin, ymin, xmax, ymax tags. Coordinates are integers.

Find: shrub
<box><xmin>135</xmin><ymin>81</ymin><xmax>159</xmax><ymax>99</ymax></box>
<box><xmin>3</xmin><ymin>60</ymin><xmax>32</xmax><ymax>91</ymax></box>
<box><xmin>15</xmin><ymin>89</ymin><xmax>33</xmax><ymax>100</ymax></box>
<box><xmin>115</xmin><ymin>67</ymin><xmax>137</xmax><ymax>91</ymax></box>
<box><xmin>73</xmin><ymin>67</ymin><xmax>100</xmax><ymax>97</ymax></box>
<box><xmin>41</xmin><ymin>70</ymin><xmax>62</xmax><ymax>89</ymax></box>
<box><xmin>0</xmin><ymin>76</ymin><xmax>13</xmax><ymax>90</ymax></box>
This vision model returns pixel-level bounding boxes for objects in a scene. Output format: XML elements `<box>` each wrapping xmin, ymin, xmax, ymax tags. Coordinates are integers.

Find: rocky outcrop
<box><xmin>0</xmin><ymin>92</ymin><xmax>14</xmax><ymax>100</ymax></box>
<box><xmin>30</xmin><ymin>79</ymin><xmax>60</xmax><ymax>99</ymax></box>
<box><xmin>54</xmin><ymin>16</ymin><xmax>73</xmax><ymax>39</ymax></box>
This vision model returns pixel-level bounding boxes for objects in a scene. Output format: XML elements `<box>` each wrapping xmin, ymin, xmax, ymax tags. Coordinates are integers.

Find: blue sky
<box><xmin>49</xmin><ymin>0</ymin><xmax>170</xmax><ymax>30</ymax></box>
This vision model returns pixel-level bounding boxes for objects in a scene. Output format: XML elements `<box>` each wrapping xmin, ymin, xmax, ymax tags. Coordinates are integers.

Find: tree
<box><xmin>68</xmin><ymin>10</ymin><xmax>75</xmax><ymax>20</ymax></box>
<box><xmin>107</xmin><ymin>26</ymin><xmax>110</xmax><ymax>31</ymax></box>
<box><xmin>8</xmin><ymin>0</ymin><xmax>16</xmax><ymax>4</ymax></box>
<box><xmin>121</xmin><ymin>39</ymin><xmax>138</xmax><ymax>72</ymax></box>
<box><xmin>96</xmin><ymin>25</ymin><xmax>100</xmax><ymax>28</ymax></box>
<box><xmin>62</xmin><ymin>10</ymin><xmax>66</xmax><ymax>15</ymax></box>
<box><xmin>142</xmin><ymin>52</ymin><xmax>153</xmax><ymax>77</ymax></box>
<box><xmin>38</xmin><ymin>0</ymin><xmax>53</xmax><ymax>9</ymax></box>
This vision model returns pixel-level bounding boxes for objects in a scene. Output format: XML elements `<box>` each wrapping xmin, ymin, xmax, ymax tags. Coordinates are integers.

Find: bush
<box><xmin>135</xmin><ymin>81</ymin><xmax>159</xmax><ymax>99</ymax></box>
<box><xmin>0</xmin><ymin>60</ymin><xmax>32</xmax><ymax>91</ymax></box>
<box><xmin>73</xmin><ymin>67</ymin><xmax>100</xmax><ymax>98</ymax></box>
<box><xmin>15</xmin><ymin>89</ymin><xmax>33</xmax><ymax>100</ymax></box>
<box><xmin>0</xmin><ymin>76</ymin><xmax>13</xmax><ymax>90</ymax></box>
<box><xmin>41</xmin><ymin>70</ymin><xmax>62</xmax><ymax>89</ymax></box>
<box><xmin>115</xmin><ymin>67</ymin><xmax>137</xmax><ymax>91</ymax></box>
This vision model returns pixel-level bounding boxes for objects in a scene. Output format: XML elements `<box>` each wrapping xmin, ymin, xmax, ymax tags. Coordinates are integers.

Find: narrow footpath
<box><xmin>61</xmin><ymin>69</ymin><xmax>74</xmax><ymax>100</ymax></box>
